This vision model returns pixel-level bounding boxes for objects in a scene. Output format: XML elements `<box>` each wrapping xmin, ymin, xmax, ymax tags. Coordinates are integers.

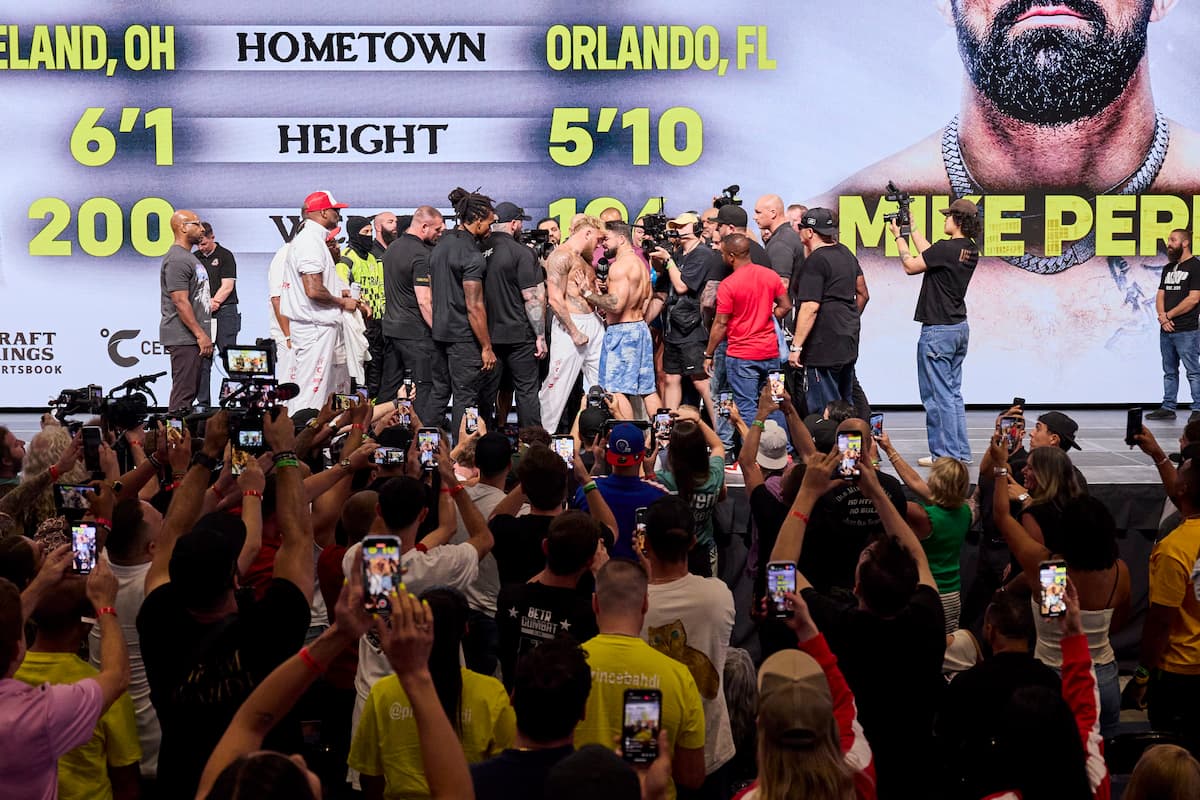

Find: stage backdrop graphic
<box><xmin>2</xmin><ymin>2</ymin><xmax>1199</xmax><ymax>408</ymax></box>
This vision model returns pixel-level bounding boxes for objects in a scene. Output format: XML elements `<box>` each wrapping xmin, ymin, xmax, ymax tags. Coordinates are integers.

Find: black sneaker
<box><xmin>1190</xmin><ymin>410</ymin><xmax>1200</xmax><ymax>425</ymax></box>
<box><xmin>1146</xmin><ymin>408</ymin><xmax>1177</xmax><ymax>420</ymax></box>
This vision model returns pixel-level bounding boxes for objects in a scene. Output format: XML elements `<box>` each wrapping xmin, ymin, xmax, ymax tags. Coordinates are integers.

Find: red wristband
<box><xmin>92</xmin><ymin>517</ymin><xmax>112</xmax><ymax>530</ymax></box>
<box><xmin>790</xmin><ymin>510</ymin><xmax>810</xmax><ymax>524</ymax></box>
<box><xmin>242</xmin><ymin>490</ymin><xmax>263</xmax><ymax>499</ymax></box>
<box><xmin>299</xmin><ymin>646</ymin><xmax>325</xmax><ymax>675</ymax></box>
<box><xmin>163</xmin><ymin>481</ymin><xmax>179</xmax><ymax>492</ymax></box>
<box><xmin>449</xmin><ymin>484</ymin><xmax>465</xmax><ymax>496</ymax></box>
<box><xmin>414</xmin><ymin>543</ymin><xmax>428</xmax><ymax>553</ymax></box>
<box><xmin>48</xmin><ymin>465</ymin><xmax>60</xmax><ymax>482</ymax></box>
<box><xmin>96</xmin><ymin>607</ymin><xmax>117</xmax><ymax>618</ymax></box>
<box><xmin>351</xmin><ymin>423</ymin><xmax>364</xmax><ymax>431</ymax></box>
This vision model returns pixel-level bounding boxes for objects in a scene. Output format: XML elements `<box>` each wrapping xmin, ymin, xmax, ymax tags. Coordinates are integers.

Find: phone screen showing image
<box><xmin>418</xmin><ymin>429</ymin><xmax>440</xmax><ymax>469</ymax></box>
<box><xmin>231</xmin><ymin>448</ymin><xmax>250</xmax><ymax>476</ymax></box>
<box><xmin>71</xmin><ymin>524</ymin><xmax>98</xmax><ymax>574</ymax></box>
<box><xmin>465</xmin><ymin>407</ymin><xmax>480</xmax><ymax>435</ymax></box>
<box><xmin>653</xmin><ymin>410</ymin><xmax>672</xmax><ymax>441</ymax></box>
<box><xmin>837</xmin><ymin>431</ymin><xmax>862</xmax><ymax>480</ymax></box>
<box><xmin>362</xmin><ymin>536</ymin><xmax>402</xmax><ymax>615</ymax></box>
<box><xmin>767</xmin><ymin>561</ymin><xmax>797</xmax><ymax>619</ymax></box>
<box><xmin>870</xmin><ymin>413</ymin><xmax>883</xmax><ymax>439</ymax></box>
<box><xmin>396</xmin><ymin>400</ymin><xmax>413</xmax><ymax>428</ymax></box>
<box><xmin>54</xmin><ymin>484</ymin><xmax>96</xmax><ymax>515</ymax></box>
<box><xmin>373</xmin><ymin>447</ymin><xmax>405</xmax><ymax>466</ymax></box>
<box><xmin>718</xmin><ymin>391</ymin><xmax>733</xmax><ymax>418</ymax></box>
<box><xmin>768</xmin><ymin>371</ymin><xmax>785</xmax><ymax>401</ymax></box>
<box><xmin>622</xmin><ymin>690</ymin><xmax>662</xmax><ymax>765</ymax></box>
<box><xmin>238</xmin><ymin>429</ymin><xmax>265</xmax><ymax>452</ymax></box>
<box><xmin>999</xmin><ymin>416</ymin><xmax>1024</xmax><ymax>453</ymax></box>
<box><xmin>552</xmin><ymin>435</ymin><xmax>574</xmax><ymax>465</ymax></box>
<box><xmin>1040</xmin><ymin>561</ymin><xmax>1068</xmax><ymax>618</ymax></box>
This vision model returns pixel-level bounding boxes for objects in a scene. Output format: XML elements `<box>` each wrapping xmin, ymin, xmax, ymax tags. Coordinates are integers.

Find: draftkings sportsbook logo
<box><xmin>103</xmin><ymin>328</ymin><xmax>167</xmax><ymax>368</ymax></box>
<box><xmin>0</xmin><ymin>331</ymin><xmax>60</xmax><ymax>375</ymax></box>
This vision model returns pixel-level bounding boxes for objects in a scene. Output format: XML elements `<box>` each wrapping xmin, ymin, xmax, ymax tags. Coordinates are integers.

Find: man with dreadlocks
<box><xmin>429</xmin><ymin>187</ymin><xmax>498</xmax><ymax>435</ymax></box>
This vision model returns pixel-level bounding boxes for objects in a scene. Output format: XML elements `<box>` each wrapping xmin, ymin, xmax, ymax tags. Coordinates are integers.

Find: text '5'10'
<box><xmin>548</xmin><ymin>107</ymin><xmax>703</xmax><ymax>168</ymax></box>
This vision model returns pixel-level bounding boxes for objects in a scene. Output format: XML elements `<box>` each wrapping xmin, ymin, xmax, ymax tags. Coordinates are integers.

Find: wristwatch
<box><xmin>192</xmin><ymin>452</ymin><xmax>220</xmax><ymax>472</ymax></box>
<box><xmin>789</xmin><ymin>345</ymin><xmax>803</xmax><ymax>353</ymax></box>
<box><xmin>993</xmin><ymin>467</ymin><xmax>1008</xmax><ymax>477</ymax></box>
<box><xmin>703</xmin><ymin>353</ymin><xmax>714</xmax><ymax>360</ymax></box>
<box><xmin>339</xmin><ymin>458</ymin><xmax>353</xmax><ymax>471</ymax></box>
<box><xmin>1017</xmin><ymin>493</ymin><xmax>1030</xmax><ymax>503</ymax></box>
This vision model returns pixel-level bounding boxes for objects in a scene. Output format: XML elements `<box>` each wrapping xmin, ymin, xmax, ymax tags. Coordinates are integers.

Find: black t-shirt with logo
<box><xmin>195</xmin><ymin>243</ymin><xmax>239</xmax><ymax>306</ymax></box>
<box><xmin>430</xmin><ymin>228</ymin><xmax>486</xmax><ymax>343</ymax></box>
<box><xmin>1160</xmin><ymin>255</ymin><xmax>1200</xmax><ymax>332</ymax></box>
<box><xmin>914</xmin><ymin>237</ymin><xmax>979</xmax><ymax>325</ymax></box>
<box><xmin>383</xmin><ymin>233</ymin><xmax>433</xmax><ymax>341</ymax></box>
<box><xmin>664</xmin><ymin>243</ymin><xmax>721</xmax><ymax>345</ymax></box>
<box><xmin>800</xmin><ymin>471</ymin><xmax>908</xmax><ymax>592</ymax></box>
<box><xmin>484</xmin><ymin>232</ymin><xmax>543</xmax><ymax>345</ymax></box>
<box><xmin>793</xmin><ymin>242</ymin><xmax>861</xmax><ymax>367</ymax></box>
<box><xmin>495</xmin><ymin>580</ymin><xmax>598</xmax><ymax>689</ymax></box>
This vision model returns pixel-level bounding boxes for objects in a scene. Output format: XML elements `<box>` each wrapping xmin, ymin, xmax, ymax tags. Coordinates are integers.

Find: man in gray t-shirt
<box><xmin>159</xmin><ymin>211</ymin><xmax>212</xmax><ymax>411</ymax></box>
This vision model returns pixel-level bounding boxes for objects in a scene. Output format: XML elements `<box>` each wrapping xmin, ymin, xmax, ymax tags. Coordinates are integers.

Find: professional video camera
<box><xmin>713</xmin><ymin>184</ymin><xmax>742</xmax><ymax>209</ymax></box>
<box><xmin>50</xmin><ymin>371</ymin><xmax>165</xmax><ymax>430</ymax></box>
<box><xmin>218</xmin><ymin>342</ymin><xmax>296</xmax><ymax>454</ymax></box>
<box><xmin>518</xmin><ymin>227</ymin><xmax>554</xmax><ymax>260</ymax></box>
<box><xmin>637</xmin><ymin>211</ymin><xmax>679</xmax><ymax>254</ymax></box>
<box><xmin>883</xmin><ymin>180</ymin><xmax>912</xmax><ymax>237</ymax></box>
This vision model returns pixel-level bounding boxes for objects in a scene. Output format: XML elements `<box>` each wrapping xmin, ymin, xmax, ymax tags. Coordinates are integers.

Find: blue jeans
<box><xmin>917</xmin><ymin>322</ymin><xmax>970</xmax><ymax>461</ymax></box>
<box><xmin>1055</xmin><ymin>659</ymin><xmax>1120</xmax><ymax>738</ymax></box>
<box><xmin>1160</xmin><ymin>329</ymin><xmax>1200</xmax><ymax>410</ymax></box>
<box><xmin>727</xmin><ymin>355</ymin><xmax>786</xmax><ymax>432</ymax></box>
<box><xmin>802</xmin><ymin>363</ymin><xmax>854</xmax><ymax>417</ymax></box>
<box><xmin>711</xmin><ymin>342</ymin><xmax>733</xmax><ymax>450</ymax></box>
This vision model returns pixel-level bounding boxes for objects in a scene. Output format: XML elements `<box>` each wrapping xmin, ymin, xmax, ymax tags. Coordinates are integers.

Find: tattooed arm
<box><xmin>522</xmin><ymin>282</ymin><xmax>548</xmax><ymax>357</ymax></box>
<box><xmin>546</xmin><ymin>251</ymin><xmax>587</xmax><ymax>344</ymax></box>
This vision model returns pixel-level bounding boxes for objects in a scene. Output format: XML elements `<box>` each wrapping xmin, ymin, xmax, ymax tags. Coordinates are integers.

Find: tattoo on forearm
<box><xmin>589</xmin><ymin>291</ymin><xmax>621</xmax><ymax>312</ymax></box>
<box><xmin>523</xmin><ymin>285</ymin><xmax>547</xmax><ymax>337</ymax></box>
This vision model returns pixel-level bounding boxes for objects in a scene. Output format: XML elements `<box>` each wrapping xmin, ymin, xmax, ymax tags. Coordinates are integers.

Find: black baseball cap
<box><xmin>799</xmin><ymin>207</ymin><xmax>837</xmax><ymax>236</ymax></box>
<box><xmin>494</xmin><ymin>202</ymin><xmax>531</xmax><ymax>223</ymax></box>
<box><xmin>716</xmin><ymin>204</ymin><xmax>748</xmax><ymax>227</ymax></box>
<box><xmin>1038</xmin><ymin>411</ymin><xmax>1081</xmax><ymax>451</ymax></box>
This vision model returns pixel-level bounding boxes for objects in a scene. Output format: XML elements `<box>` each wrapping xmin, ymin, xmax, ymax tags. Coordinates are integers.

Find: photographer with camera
<box><xmin>890</xmin><ymin>198</ymin><xmax>980</xmax><ymax>465</ymax></box>
<box><xmin>482</xmin><ymin>202</ymin><xmax>546</xmax><ymax>430</ymax></box>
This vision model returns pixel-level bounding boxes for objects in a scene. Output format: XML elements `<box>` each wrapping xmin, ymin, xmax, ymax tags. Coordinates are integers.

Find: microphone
<box><xmin>273</xmin><ymin>382</ymin><xmax>300</xmax><ymax>401</ymax></box>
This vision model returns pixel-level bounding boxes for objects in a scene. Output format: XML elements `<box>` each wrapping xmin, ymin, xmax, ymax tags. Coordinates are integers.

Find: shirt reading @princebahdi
<box><xmin>348</xmin><ymin>668</ymin><xmax>515</xmax><ymax>800</ymax></box>
<box><xmin>575</xmin><ymin>633</ymin><xmax>706</xmax><ymax>800</ymax></box>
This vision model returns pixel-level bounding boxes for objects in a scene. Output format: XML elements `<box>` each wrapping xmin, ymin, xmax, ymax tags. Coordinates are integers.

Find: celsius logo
<box><xmin>103</xmin><ymin>329</ymin><xmax>141</xmax><ymax>367</ymax></box>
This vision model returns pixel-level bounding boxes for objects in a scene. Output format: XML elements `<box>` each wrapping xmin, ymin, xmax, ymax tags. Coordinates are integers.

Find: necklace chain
<box><xmin>941</xmin><ymin>112</ymin><xmax>1170</xmax><ymax>274</ymax></box>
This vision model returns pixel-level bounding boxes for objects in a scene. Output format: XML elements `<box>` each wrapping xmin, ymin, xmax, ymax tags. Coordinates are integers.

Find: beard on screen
<box><xmin>953</xmin><ymin>0</ymin><xmax>1154</xmax><ymax>126</ymax></box>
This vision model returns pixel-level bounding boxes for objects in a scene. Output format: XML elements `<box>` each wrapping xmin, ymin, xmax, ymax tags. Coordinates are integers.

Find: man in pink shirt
<box><xmin>0</xmin><ymin>563</ymin><xmax>130</xmax><ymax>799</ymax></box>
<box><xmin>703</xmin><ymin>234</ymin><xmax>793</xmax><ymax>424</ymax></box>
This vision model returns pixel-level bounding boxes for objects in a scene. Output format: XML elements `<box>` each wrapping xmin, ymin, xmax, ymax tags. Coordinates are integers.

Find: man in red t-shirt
<box><xmin>703</xmin><ymin>234</ymin><xmax>793</xmax><ymax>423</ymax></box>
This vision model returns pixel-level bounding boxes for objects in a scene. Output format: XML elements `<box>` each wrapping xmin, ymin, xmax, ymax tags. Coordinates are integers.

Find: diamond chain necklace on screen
<box><xmin>942</xmin><ymin>111</ymin><xmax>1170</xmax><ymax>274</ymax></box>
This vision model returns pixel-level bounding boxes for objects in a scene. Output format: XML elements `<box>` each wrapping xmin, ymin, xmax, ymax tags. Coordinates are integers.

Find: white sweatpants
<box><xmin>287</xmin><ymin>322</ymin><xmax>349</xmax><ymax>413</ymax></box>
<box><xmin>539</xmin><ymin>313</ymin><xmax>605</xmax><ymax>432</ymax></box>
<box><xmin>272</xmin><ymin>335</ymin><xmax>294</xmax><ymax>392</ymax></box>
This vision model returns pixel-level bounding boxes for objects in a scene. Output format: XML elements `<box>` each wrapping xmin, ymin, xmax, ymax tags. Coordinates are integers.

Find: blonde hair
<box><xmin>1124</xmin><ymin>744</ymin><xmax>1200</xmax><ymax>800</ymax></box>
<box><xmin>755</xmin><ymin>729</ymin><xmax>856</xmax><ymax>800</ymax></box>
<box><xmin>927</xmin><ymin>457</ymin><xmax>969</xmax><ymax>509</ymax></box>
<box><xmin>16</xmin><ymin>425</ymin><xmax>89</xmax><ymax>531</ymax></box>
<box><xmin>569</xmin><ymin>214</ymin><xmax>603</xmax><ymax>235</ymax></box>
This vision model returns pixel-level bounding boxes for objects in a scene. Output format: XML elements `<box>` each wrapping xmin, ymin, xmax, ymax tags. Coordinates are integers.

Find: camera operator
<box><xmin>650</xmin><ymin>213</ymin><xmax>722</xmax><ymax>417</ymax></box>
<box><xmin>381</xmin><ymin>206</ymin><xmax>444</xmax><ymax>419</ymax></box>
<box><xmin>537</xmin><ymin>217</ymin><xmax>561</xmax><ymax>246</ymax></box>
<box><xmin>576</xmin><ymin>221</ymin><xmax>660</xmax><ymax>419</ymax></box>
<box><xmin>890</xmin><ymin>198</ymin><xmax>980</xmax><ymax>465</ymax></box>
<box><xmin>482</xmin><ymin>202</ymin><xmax>546</xmax><ymax>429</ymax></box>
<box><xmin>160</xmin><ymin>210</ymin><xmax>212</xmax><ymax>413</ymax></box>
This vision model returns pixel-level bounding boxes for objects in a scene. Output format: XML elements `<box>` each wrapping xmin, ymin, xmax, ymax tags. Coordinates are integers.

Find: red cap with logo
<box><xmin>303</xmin><ymin>190</ymin><xmax>349</xmax><ymax>213</ymax></box>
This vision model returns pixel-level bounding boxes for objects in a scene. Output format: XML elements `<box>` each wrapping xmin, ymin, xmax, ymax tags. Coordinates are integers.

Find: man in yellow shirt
<box><xmin>15</xmin><ymin>578</ymin><xmax>141</xmax><ymax>800</ymax></box>
<box><xmin>576</xmin><ymin>559</ymin><xmax>706</xmax><ymax>799</ymax></box>
<box><xmin>1139</xmin><ymin>458</ymin><xmax>1200</xmax><ymax>742</ymax></box>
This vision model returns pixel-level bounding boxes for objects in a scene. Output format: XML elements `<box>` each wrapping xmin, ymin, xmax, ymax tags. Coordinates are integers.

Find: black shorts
<box><xmin>663</xmin><ymin>341</ymin><xmax>707</xmax><ymax>377</ymax></box>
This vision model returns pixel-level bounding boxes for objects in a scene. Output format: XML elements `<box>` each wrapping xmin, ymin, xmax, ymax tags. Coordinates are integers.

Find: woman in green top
<box><xmin>648</xmin><ymin>409</ymin><xmax>726</xmax><ymax>578</ymax></box>
<box><xmin>880</xmin><ymin>433</ymin><xmax>971</xmax><ymax>633</ymax></box>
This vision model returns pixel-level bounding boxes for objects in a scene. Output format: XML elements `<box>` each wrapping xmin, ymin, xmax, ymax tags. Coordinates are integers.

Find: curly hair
<box><xmin>16</xmin><ymin>426</ymin><xmax>89</xmax><ymax>532</ymax></box>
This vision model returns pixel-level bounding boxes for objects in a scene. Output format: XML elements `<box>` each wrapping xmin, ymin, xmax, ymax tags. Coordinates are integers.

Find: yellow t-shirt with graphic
<box><xmin>576</xmin><ymin>633</ymin><xmax>706</xmax><ymax>800</ymax></box>
<box><xmin>348</xmin><ymin>667</ymin><xmax>515</xmax><ymax>799</ymax></box>
<box><xmin>15</xmin><ymin>651</ymin><xmax>142</xmax><ymax>800</ymax></box>
<box><xmin>1150</xmin><ymin>517</ymin><xmax>1200</xmax><ymax>674</ymax></box>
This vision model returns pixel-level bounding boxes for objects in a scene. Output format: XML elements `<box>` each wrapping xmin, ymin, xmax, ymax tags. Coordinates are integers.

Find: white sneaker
<box><xmin>917</xmin><ymin>456</ymin><xmax>936</xmax><ymax>467</ymax></box>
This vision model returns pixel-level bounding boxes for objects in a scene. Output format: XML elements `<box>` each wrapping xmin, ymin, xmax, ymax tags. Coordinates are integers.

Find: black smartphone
<box><xmin>635</xmin><ymin>506</ymin><xmax>648</xmax><ymax>554</ymax></box>
<box><xmin>1125</xmin><ymin>408</ymin><xmax>1143</xmax><ymax>447</ymax></box>
<box><xmin>503</xmin><ymin>422</ymin><xmax>520</xmax><ymax>452</ymax></box>
<box><xmin>334</xmin><ymin>393</ymin><xmax>358</xmax><ymax>412</ymax></box>
<box><xmin>717</xmin><ymin>391</ymin><xmax>733</xmax><ymax>419</ymax></box>
<box><xmin>401</xmin><ymin>374</ymin><xmax>415</xmax><ymax>398</ymax></box>
<box><xmin>766</xmin><ymin>561</ymin><xmax>797</xmax><ymax>619</ymax></box>
<box><xmin>82</xmin><ymin>425</ymin><xmax>103</xmax><ymax>472</ymax></box>
<box><xmin>999</xmin><ymin>416</ymin><xmax>1024</xmax><ymax>453</ymax></box>
<box><xmin>768</xmin><ymin>370</ymin><xmax>785</xmax><ymax>402</ymax></box>
<box><xmin>71</xmin><ymin>523</ymin><xmax>98</xmax><ymax>575</ymax></box>
<box><xmin>622</xmin><ymin>689</ymin><xmax>662</xmax><ymax>765</ymax></box>
<box><xmin>837</xmin><ymin>431</ymin><xmax>862</xmax><ymax>480</ymax></box>
<box><xmin>551</xmin><ymin>435</ymin><xmax>574</xmax><ymax>465</ymax></box>
<box><xmin>653</xmin><ymin>409</ymin><xmax>672</xmax><ymax>442</ymax></box>
<box><xmin>54</xmin><ymin>484</ymin><xmax>96</xmax><ymax>515</ymax></box>
<box><xmin>237</xmin><ymin>428</ymin><xmax>266</xmax><ymax>455</ymax></box>
<box><xmin>396</xmin><ymin>399</ymin><xmax>413</xmax><ymax>429</ymax></box>
<box><xmin>869</xmin><ymin>412</ymin><xmax>884</xmax><ymax>439</ymax></box>
<box><xmin>465</xmin><ymin>406</ymin><xmax>480</xmax><ymax>436</ymax></box>
<box><xmin>362</xmin><ymin>535</ymin><xmax>403</xmax><ymax>615</ymax></box>
<box><xmin>1012</xmin><ymin>396</ymin><xmax>1026</xmax><ymax>410</ymax></box>
<box><xmin>418</xmin><ymin>428</ymin><xmax>440</xmax><ymax>470</ymax></box>
<box><xmin>1039</xmin><ymin>560</ymin><xmax>1068</xmax><ymax>618</ymax></box>
<box><xmin>373</xmin><ymin>447</ymin><xmax>406</xmax><ymax>466</ymax></box>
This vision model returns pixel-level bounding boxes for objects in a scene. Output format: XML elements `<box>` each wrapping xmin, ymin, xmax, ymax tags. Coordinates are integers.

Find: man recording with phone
<box><xmin>891</xmin><ymin>198</ymin><xmax>980</xmax><ymax>466</ymax></box>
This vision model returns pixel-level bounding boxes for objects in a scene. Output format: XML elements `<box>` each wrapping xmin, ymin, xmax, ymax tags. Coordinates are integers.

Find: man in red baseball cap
<box><xmin>280</xmin><ymin>190</ymin><xmax>367</xmax><ymax>411</ymax></box>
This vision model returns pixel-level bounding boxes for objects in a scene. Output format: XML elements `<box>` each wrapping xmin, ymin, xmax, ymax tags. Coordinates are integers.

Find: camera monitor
<box><xmin>222</xmin><ymin>345</ymin><xmax>275</xmax><ymax>379</ymax></box>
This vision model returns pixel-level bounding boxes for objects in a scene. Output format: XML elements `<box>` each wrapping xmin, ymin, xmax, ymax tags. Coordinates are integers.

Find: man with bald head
<box><xmin>573</xmin><ymin>559</ymin><xmax>707</xmax><ymax>797</ymax></box>
<box><xmin>704</xmin><ymin>234</ymin><xmax>792</xmax><ymax>425</ymax></box>
<box><xmin>372</xmin><ymin>211</ymin><xmax>398</xmax><ymax>260</ymax></box>
<box><xmin>753</xmin><ymin>195</ymin><xmax>804</xmax><ymax>291</ymax></box>
<box><xmin>700</xmin><ymin>207</ymin><xmax>719</xmax><ymax>245</ymax></box>
<box><xmin>381</xmin><ymin>206</ymin><xmax>445</xmax><ymax>415</ymax></box>
<box><xmin>159</xmin><ymin>209</ymin><xmax>213</xmax><ymax>411</ymax></box>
